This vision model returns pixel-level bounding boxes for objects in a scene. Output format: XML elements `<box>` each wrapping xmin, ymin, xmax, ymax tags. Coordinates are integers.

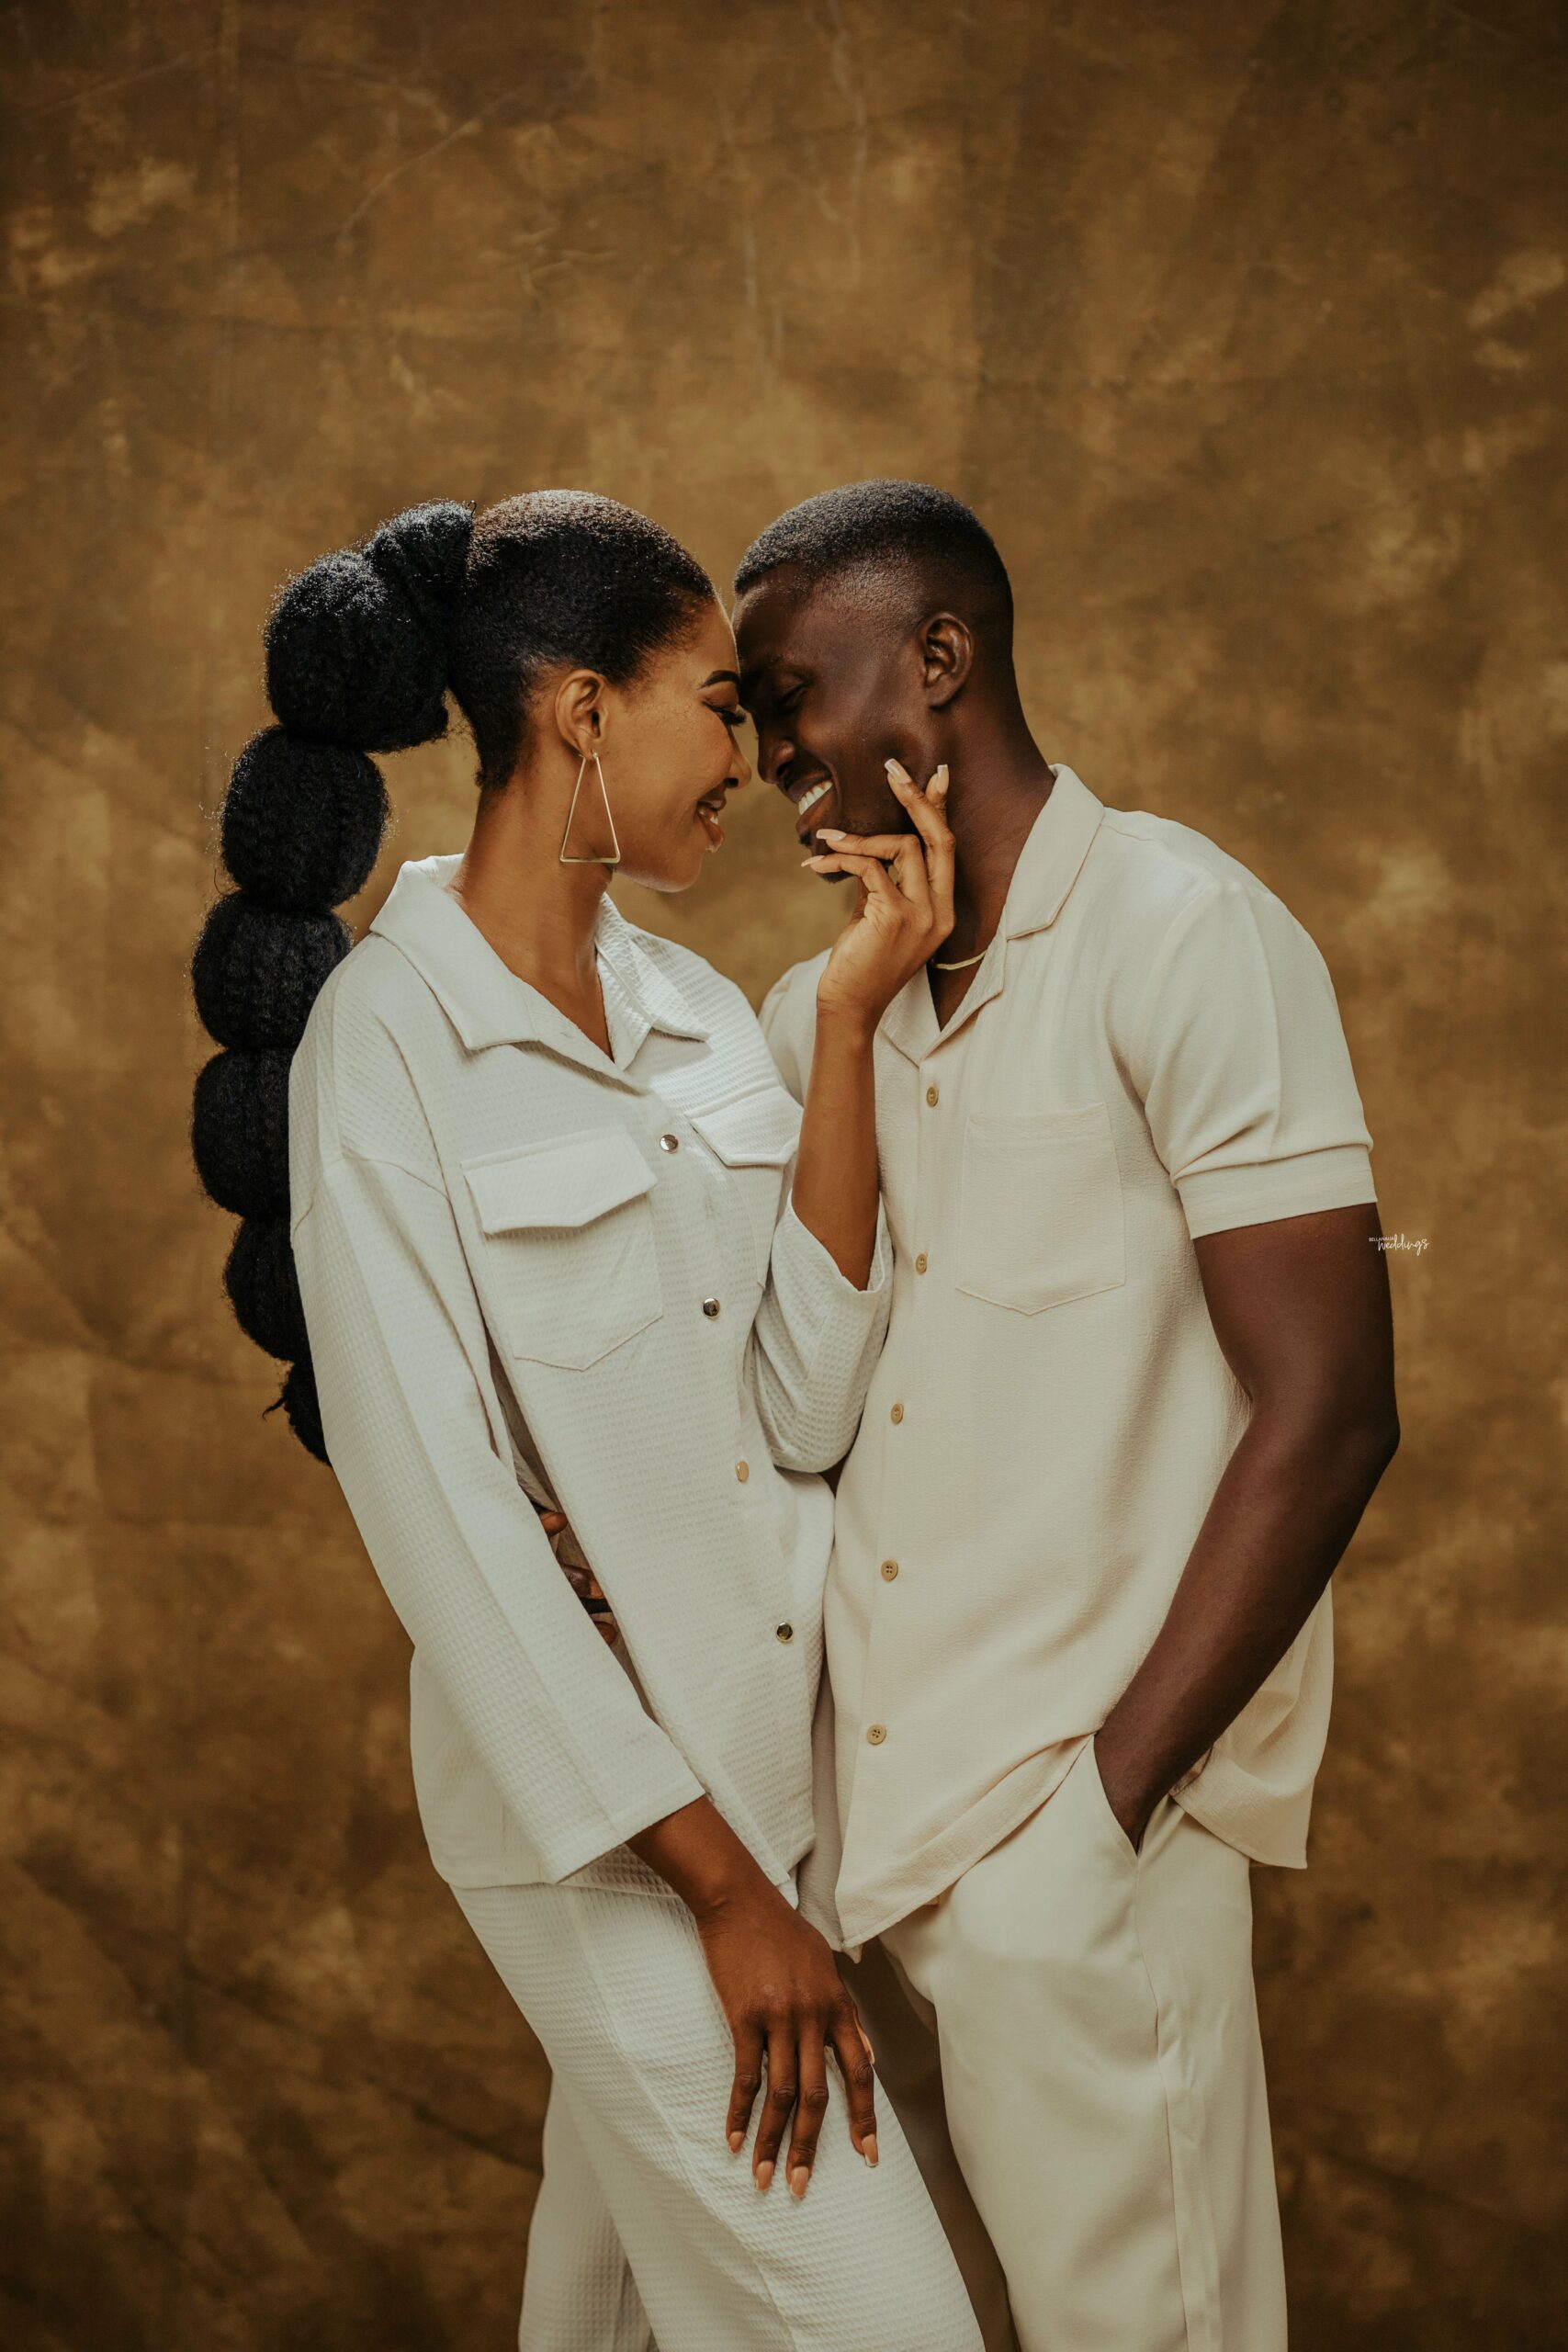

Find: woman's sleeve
<box><xmin>750</xmin><ymin>958</ymin><xmax>892</xmax><ymax>1473</ymax></box>
<box><xmin>290</xmin><ymin>1149</ymin><xmax>706</xmax><ymax>1881</ymax></box>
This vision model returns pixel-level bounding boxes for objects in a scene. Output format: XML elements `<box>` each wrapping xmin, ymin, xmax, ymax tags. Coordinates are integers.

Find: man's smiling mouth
<box><xmin>794</xmin><ymin>777</ymin><xmax>836</xmax><ymax>842</ymax></box>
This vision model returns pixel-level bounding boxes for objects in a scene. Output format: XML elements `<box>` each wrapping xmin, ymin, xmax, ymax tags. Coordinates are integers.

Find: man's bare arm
<box><xmin>1093</xmin><ymin>1202</ymin><xmax>1400</xmax><ymax>1847</ymax></box>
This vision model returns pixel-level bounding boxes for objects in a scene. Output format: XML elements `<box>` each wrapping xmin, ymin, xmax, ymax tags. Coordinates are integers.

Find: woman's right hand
<box><xmin>694</xmin><ymin>1877</ymin><xmax>879</xmax><ymax>2197</ymax></box>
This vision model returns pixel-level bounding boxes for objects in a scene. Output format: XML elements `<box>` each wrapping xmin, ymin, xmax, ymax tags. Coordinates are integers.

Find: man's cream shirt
<box><xmin>761</xmin><ymin>765</ymin><xmax>1379</xmax><ymax>1956</ymax></box>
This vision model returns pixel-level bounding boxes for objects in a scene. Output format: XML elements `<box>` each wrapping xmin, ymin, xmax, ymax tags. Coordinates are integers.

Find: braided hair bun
<box><xmin>190</xmin><ymin>500</ymin><xmax>474</xmax><ymax>1460</ymax></box>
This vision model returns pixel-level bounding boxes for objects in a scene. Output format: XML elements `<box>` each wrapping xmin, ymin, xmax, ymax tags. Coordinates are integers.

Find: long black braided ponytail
<box><xmin>190</xmin><ymin>501</ymin><xmax>475</xmax><ymax>1460</ymax></box>
<box><xmin>190</xmin><ymin>491</ymin><xmax>714</xmax><ymax>1461</ymax></box>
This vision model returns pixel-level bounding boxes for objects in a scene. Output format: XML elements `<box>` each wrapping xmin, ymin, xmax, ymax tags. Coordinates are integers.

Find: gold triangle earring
<box><xmin>558</xmin><ymin>750</ymin><xmax>622</xmax><ymax>866</ymax></box>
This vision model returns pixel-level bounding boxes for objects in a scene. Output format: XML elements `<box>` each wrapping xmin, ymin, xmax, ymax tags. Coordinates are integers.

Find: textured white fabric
<box><xmin>881</xmin><ymin>1738</ymin><xmax>1287</xmax><ymax>2352</ymax></box>
<box><xmin>288</xmin><ymin>854</ymin><xmax>890</xmax><ymax>1899</ymax></box>
<box><xmin>453</xmin><ymin>1873</ymin><xmax>985</xmax><ymax>2352</ymax></box>
<box><xmin>760</xmin><ymin>765</ymin><xmax>1378</xmax><ymax>1951</ymax></box>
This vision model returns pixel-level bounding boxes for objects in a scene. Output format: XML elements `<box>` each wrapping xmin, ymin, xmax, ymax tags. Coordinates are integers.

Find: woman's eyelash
<box><xmin>715</xmin><ymin>706</ymin><xmax>748</xmax><ymax>730</ymax></box>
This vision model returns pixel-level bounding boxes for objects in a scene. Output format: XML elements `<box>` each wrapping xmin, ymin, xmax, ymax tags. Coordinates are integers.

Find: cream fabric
<box><xmin>881</xmin><ymin>1735</ymin><xmax>1288</xmax><ymax>2352</ymax></box>
<box><xmin>288</xmin><ymin>853</ymin><xmax>891</xmax><ymax>1901</ymax></box>
<box><xmin>452</xmin><ymin>1871</ymin><xmax>984</xmax><ymax>2352</ymax></box>
<box><xmin>761</xmin><ymin>765</ymin><xmax>1378</xmax><ymax>1952</ymax></box>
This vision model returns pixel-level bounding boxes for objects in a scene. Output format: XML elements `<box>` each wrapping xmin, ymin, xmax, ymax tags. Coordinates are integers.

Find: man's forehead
<box><xmin>735</xmin><ymin>571</ymin><xmax>880</xmax><ymax>689</ymax></box>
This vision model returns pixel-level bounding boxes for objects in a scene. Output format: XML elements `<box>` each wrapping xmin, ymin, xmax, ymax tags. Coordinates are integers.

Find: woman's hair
<box><xmin>190</xmin><ymin>492</ymin><xmax>714</xmax><ymax>1461</ymax></box>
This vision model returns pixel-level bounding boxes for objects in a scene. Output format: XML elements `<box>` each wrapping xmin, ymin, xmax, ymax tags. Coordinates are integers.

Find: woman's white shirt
<box><xmin>287</xmin><ymin>852</ymin><xmax>889</xmax><ymax>1907</ymax></box>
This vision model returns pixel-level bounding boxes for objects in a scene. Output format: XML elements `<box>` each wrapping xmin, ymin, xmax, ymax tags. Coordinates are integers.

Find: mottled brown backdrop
<box><xmin>3</xmin><ymin>2</ymin><xmax>1564</xmax><ymax>2346</ymax></box>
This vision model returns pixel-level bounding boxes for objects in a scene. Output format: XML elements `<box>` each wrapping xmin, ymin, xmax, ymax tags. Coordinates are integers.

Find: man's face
<box><xmin>733</xmin><ymin>572</ymin><xmax>928</xmax><ymax>866</ymax></box>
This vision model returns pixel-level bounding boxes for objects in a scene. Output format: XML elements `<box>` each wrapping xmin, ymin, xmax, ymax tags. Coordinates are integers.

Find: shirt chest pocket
<box><xmin>462</xmin><ymin>1129</ymin><xmax>662</xmax><ymax>1371</ymax></box>
<box><xmin>684</xmin><ymin>1089</ymin><xmax>803</xmax><ymax>1286</ymax></box>
<box><xmin>955</xmin><ymin>1103</ymin><xmax>1126</xmax><ymax>1316</ymax></box>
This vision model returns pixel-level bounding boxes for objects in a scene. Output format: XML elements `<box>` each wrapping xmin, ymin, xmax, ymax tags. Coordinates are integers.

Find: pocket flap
<box><xmin>686</xmin><ymin>1088</ymin><xmax>803</xmax><ymax>1169</ymax></box>
<box><xmin>463</xmin><ymin>1129</ymin><xmax>655</xmax><ymax>1234</ymax></box>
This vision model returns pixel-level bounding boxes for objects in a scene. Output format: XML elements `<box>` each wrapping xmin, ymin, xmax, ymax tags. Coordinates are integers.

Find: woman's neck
<box><xmin>446</xmin><ymin>770</ymin><xmax>615</xmax><ymax>1049</ymax></box>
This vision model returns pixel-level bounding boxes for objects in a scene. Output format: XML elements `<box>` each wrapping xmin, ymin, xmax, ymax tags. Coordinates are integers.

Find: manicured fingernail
<box><xmin>728</xmin><ymin>2130</ymin><xmax>744</xmax><ymax>2154</ymax></box>
<box><xmin>930</xmin><ymin>765</ymin><xmax>950</xmax><ymax>794</ymax></box>
<box><xmin>754</xmin><ymin>2160</ymin><xmax>774</xmax><ymax>2192</ymax></box>
<box><xmin>863</xmin><ymin>2135</ymin><xmax>879</xmax><ymax>2167</ymax></box>
<box><xmin>886</xmin><ymin>757</ymin><xmax>911</xmax><ymax>783</ymax></box>
<box><xmin>789</xmin><ymin>2166</ymin><xmax>810</xmax><ymax>2199</ymax></box>
<box><xmin>817</xmin><ymin>827</ymin><xmax>846</xmax><ymax>842</ymax></box>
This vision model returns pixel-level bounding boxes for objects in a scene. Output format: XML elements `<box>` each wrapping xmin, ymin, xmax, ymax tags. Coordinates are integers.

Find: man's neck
<box><xmin>939</xmin><ymin>707</ymin><xmax>1056</xmax><ymax>959</ymax></box>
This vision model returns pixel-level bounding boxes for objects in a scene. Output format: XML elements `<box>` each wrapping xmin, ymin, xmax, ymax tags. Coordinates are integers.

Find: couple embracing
<box><xmin>199</xmin><ymin>479</ymin><xmax>1398</xmax><ymax>2350</ymax></box>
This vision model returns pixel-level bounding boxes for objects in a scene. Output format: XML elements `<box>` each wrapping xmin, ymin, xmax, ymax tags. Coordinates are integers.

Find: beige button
<box><xmin>702</xmin><ymin>1296</ymin><xmax>721</xmax><ymax>1318</ymax></box>
<box><xmin>889</xmin><ymin>1402</ymin><xmax>904</xmax><ymax>1425</ymax></box>
<box><xmin>866</xmin><ymin>1723</ymin><xmax>888</xmax><ymax>1746</ymax></box>
<box><xmin>659</xmin><ymin>1133</ymin><xmax>680</xmax><ymax>1152</ymax></box>
<box><xmin>926</xmin><ymin>1084</ymin><xmax>940</xmax><ymax>1107</ymax></box>
<box><xmin>914</xmin><ymin>1252</ymin><xmax>929</xmax><ymax>1274</ymax></box>
<box><xmin>735</xmin><ymin>1461</ymin><xmax>750</xmax><ymax>1483</ymax></box>
<box><xmin>775</xmin><ymin>1623</ymin><xmax>794</xmax><ymax>1643</ymax></box>
<box><xmin>880</xmin><ymin>1559</ymin><xmax>899</xmax><ymax>1581</ymax></box>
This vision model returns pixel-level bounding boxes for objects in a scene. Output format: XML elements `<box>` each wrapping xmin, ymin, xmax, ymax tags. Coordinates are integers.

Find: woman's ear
<box><xmin>550</xmin><ymin>667</ymin><xmax>607</xmax><ymax>757</ymax></box>
<box><xmin>919</xmin><ymin>614</ymin><xmax>973</xmax><ymax>711</ymax></box>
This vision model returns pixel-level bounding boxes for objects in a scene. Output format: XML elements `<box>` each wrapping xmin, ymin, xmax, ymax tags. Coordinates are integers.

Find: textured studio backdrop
<box><xmin>3</xmin><ymin>4</ymin><xmax>1564</xmax><ymax>2347</ymax></box>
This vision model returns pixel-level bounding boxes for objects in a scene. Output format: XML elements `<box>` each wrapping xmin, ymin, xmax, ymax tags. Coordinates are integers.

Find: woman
<box><xmin>189</xmin><ymin>492</ymin><xmax>980</xmax><ymax>2350</ymax></box>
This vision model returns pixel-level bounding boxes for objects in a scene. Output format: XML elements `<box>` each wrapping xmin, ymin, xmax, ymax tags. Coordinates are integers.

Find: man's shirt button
<box><xmin>914</xmin><ymin>1252</ymin><xmax>929</xmax><ymax>1274</ymax></box>
<box><xmin>880</xmin><ymin>1559</ymin><xmax>899</xmax><ymax>1581</ymax></box>
<box><xmin>702</xmin><ymin>1296</ymin><xmax>721</xmax><ymax>1318</ymax></box>
<box><xmin>735</xmin><ymin>1461</ymin><xmax>750</xmax><ymax>1483</ymax></box>
<box><xmin>775</xmin><ymin>1623</ymin><xmax>795</xmax><ymax>1643</ymax></box>
<box><xmin>926</xmin><ymin>1084</ymin><xmax>940</xmax><ymax>1108</ymax></box>
<box><xmin>889</xmin><ymin>1402</ymin><xmax>904</xmax><ymax>1425</ymax></box>
<box><xmin>659</xmin><ymin>1133</ymin><xmax>680</xmax><ymax>1152</ymax></box>
<box><xmin>866</xmin><ymin>1724</ymin><xmax>888</xmax><ymax>1746</ymax></box>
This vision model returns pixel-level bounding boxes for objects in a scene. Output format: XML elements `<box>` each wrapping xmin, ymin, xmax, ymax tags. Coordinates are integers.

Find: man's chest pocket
<box><xmin>955</xmin><ymin>1103</ymin><xmax>1126</xmax><ymax>1316</ymax></box>
<box><xmin>462</xmin><ymin>1130</ymin><xmax>662</xmax><ymax>1371</ymax></box>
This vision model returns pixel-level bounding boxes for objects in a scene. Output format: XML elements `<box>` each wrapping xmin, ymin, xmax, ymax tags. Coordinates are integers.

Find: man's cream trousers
<box><xmin>879</xmin><ymin>1732</ymin><xmax>1289</xmax><ymax>2352</ymax></box>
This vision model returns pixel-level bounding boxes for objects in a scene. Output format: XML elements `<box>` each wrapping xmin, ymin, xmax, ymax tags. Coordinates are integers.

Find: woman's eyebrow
<box><xmin>701</xmin><ymin>668</ymin><xmax>742</xmax><ymax>690</ymax></box>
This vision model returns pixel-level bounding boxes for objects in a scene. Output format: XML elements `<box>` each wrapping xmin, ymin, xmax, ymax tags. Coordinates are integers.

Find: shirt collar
<box><xmin>367</xmin><ymin>853</ymin><xmax>710</xmax><ymax>1070</ymax></box>
<box><xmin>877</xmin><ymin>763</ymin><xmax>1104</xmax><ymax>1067</ymax></box>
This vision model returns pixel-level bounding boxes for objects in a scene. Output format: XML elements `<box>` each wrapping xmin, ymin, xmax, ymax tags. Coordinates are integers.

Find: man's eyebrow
<box><xmin>701</xmin><ymin>668</ymin><xmax>742</xmax><ymax>690</ymax></box>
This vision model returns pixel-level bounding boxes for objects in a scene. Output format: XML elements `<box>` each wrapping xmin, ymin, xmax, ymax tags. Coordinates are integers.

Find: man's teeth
<box><xmin>798</xmin><ymin>781</ymin><xmax>831</xmax><ymax>817</ymax></box>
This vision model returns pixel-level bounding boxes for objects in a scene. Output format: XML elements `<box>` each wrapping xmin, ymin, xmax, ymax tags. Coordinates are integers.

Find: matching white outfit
<box><xmin>288</xmin><ymin>855</ymin><xmax>982</xmax><ymax>2350</ymax></box>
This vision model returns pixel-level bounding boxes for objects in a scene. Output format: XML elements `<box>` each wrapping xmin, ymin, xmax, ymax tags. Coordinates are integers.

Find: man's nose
<box><xmin>761</xmin><ymin>732</ymin><xmax>796</xmax><ymax>790</ymax></box>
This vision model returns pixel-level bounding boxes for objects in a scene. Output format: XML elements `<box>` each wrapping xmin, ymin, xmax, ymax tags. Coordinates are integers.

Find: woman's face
<box><xmin>590</xmin><ymin>598</ymin><xmax>752</xmax><ymax>893</ymax></box>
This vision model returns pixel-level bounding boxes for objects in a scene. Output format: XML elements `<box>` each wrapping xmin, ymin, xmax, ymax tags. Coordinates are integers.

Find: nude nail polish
<box><xmin>754</xmin><ymin>2160</ymin><xmax>774</xmax><ymax>2192</ymax></box>
<box><xmin>789</xmin><ymin>2166</ymin><xmax>809</xmax><ymax>2199</ymax></box>
<box><xmin>863</xmin><ymin>2134</ymin><xmax>879</xmax><ymax>2168</ymax></box>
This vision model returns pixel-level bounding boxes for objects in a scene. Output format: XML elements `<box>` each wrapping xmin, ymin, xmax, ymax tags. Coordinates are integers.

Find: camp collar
<box><xmin>878</xmin><ymin>763</ymin><xmax>1105</xmax><ymax>1066</ymax></box>
<box><xmin>368</xmin><ymin>852</ymin><xmax>709</xmax><ymax>1080</ymax></box>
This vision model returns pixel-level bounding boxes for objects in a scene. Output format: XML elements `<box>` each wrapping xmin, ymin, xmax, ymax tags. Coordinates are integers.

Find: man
<box><xmin>727</xmin><ymin>480</ymin><xmax>1399</xmax><ymax>2351</ymax></box>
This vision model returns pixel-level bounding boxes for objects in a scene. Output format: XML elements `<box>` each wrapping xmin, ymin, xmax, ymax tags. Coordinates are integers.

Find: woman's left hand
<box><xmin>810</xmin><ymin>761</ymin><xmax>956</xmax><ymax>1032</ymax></box>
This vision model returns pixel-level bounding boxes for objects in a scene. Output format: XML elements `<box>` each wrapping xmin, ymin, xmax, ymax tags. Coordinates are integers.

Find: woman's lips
<box><xmin>696</xmin><ymin>788</ymin><xmax>730</xmax><ymax>850</ymax></box>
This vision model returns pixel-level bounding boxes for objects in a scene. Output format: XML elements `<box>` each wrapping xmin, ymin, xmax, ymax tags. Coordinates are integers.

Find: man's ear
<box><xmin>550</xmin><ymin>667</ymin><xmax>608</xmax><ymax>757</ymax></box>
<box><xmin>919</xmin><ymin>613</ymin><xmax>973</xmax><ymax>710</ymax></box>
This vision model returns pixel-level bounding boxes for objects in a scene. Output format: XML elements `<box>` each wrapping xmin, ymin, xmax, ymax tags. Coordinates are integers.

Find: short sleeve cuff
<box><xmin>1177</xmin><ymin>1145</ymin><xmax>1378</xmax><ymax>1241</ymax></box>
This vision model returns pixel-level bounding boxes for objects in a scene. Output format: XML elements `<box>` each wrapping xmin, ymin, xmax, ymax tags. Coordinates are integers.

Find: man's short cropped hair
<box><xmin>733</xmin><ymin>480</ymin><xmax>1012</xmax><ymax>639</ymax></box>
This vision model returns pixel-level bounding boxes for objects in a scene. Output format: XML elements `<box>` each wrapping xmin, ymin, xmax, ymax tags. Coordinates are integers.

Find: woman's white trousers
<box><xmin>452</xmin><ymin>1872</ymin><xmax>984</xmax><ymax>2352</ymax></box>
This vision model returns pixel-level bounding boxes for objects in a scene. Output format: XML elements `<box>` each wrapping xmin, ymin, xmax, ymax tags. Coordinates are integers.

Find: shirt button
<box><xmin>775</xmin><ymin>1623</ymin><xmax>795</xmax><ymax>1643</ymax></box>
<box><xmin>659</xmin><ymin>1133</ymin><xmax>680</xmax><ymax>1152</ymax></box>
<box><xmin>735</xmin><ymin>1461</ymin><xmax>750</xmax><ymax>1483</ymax></box>
<box><xmin>925</xmin><ymin>1084</ymin><xmax>940</xmax><ymax>1107</ymax></box>
<box><xmin>914</xmin><ymin>1252</ymin><xmax>929</xmax><ymax>1274</ymax></box>
<box><xmin>702</xmin><ymin>1296</ymin><xmax>721</xmax><ymax>1318</ymax></box>
<box><xmin>889</xmin><ymin>1402</ymin><xmax>904</xmax><ymax>1425</ymax></box>
<box><xmin>880</xmin><ymin>1559</ymin><xmax>899</xmax><ymax>1581</ymax></box>
<box><xmin>866</xmin><ymin>1724</ymin><xmax>888</xmax><ymax>1746</ymax></box>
